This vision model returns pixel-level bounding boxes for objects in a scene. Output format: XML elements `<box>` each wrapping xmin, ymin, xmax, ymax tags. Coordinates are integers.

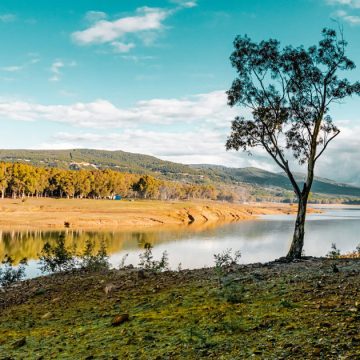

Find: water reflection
<box><xmin>1</xmin><ymin>207</ymin><xmax>359</xmax><ymax>279</ymax></box>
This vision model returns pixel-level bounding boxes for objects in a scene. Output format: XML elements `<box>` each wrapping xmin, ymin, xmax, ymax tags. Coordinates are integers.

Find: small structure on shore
<box><xmin>114</xmin><ymin>195</ymin><xmax>122</xmax><ymax>200</ymax></box>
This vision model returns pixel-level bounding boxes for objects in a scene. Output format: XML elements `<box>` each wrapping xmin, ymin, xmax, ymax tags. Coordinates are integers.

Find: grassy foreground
<box><xmin>0</xmin><ymin>258</ymin><xmax>359</xmax><ymax>359</ymax></box>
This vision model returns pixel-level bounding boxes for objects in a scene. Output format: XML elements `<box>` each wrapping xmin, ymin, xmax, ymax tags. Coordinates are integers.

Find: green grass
<box><xmin>0</xmin><ymin>258</ymin><xmax>359</xmax><ymax>359</ymax></box>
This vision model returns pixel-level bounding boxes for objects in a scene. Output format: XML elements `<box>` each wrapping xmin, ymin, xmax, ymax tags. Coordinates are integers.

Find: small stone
<box><xmin>104</xmin><ymin>283</ymin><xmax>115</xmax><ymax>295</ymax></box>
<box><xmin>111</xmin><ymin>314</ymin><xmax>129</xmax><ymax>326</ymax></box>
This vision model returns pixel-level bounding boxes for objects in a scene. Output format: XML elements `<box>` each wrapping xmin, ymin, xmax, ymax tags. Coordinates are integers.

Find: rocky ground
<box><xmin>0</xmin><ymin>257</ymin><xmax>359</xmax><ymax>359</ymax></box>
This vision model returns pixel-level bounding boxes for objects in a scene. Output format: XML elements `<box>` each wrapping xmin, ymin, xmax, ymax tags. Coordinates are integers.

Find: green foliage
<box><xmin>0</xmin><ymin>160</ymin><xmax>237</xmax><ymax>202</ymax></box>
<box><xmin>39</xmin><ymin>233</ymin><xmax>77</xmax><ymax>273</ymax></box>
<box><xmin>214</xmin><ymin>249</ymin><xmax>241</xmax><ymax>287</ymax></box>
<box><xmin>0</xmin><ymin>255</ymin><xmax>27</xmax><ymax>287</ymax></box>
<box><xmin>213</xmin><ymin>249</ymin><xmax>243</xmax><ymax>303</ymax></box>
<box><xmin>138</xmin><ymin>243</ymin><xmax>169</xmax><ymax>272</ymax></box>
<box><xmin>326</xmin><ymin>243</ymin><xmax>341</xmax><ymax>259</ymax></box>
<box><xmin>221</xmin><ymin>278</ymin><xmax>245</xmax><ymax>304</ymax></box>
<box><xmin>80</xmin><ymin>240</ymin><xmax>110</xmax><ymax>271</ymax></box>
<box><xmin>39</xmin><ymin>235</ymin><xmax>111</xmax><ymax>273</ymax></box>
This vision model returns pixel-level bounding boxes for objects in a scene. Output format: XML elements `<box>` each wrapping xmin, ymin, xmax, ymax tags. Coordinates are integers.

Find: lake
<box><xmin>1</xmin><ymin>206</ymin><xmax>359</xmax><ymax>279</ymax></box>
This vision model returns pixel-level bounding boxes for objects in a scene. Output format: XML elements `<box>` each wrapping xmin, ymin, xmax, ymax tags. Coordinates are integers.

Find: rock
<box><xmin>13</xmin><ymin>337</ymin><xmax>26</xmax><ymax>348</ymax></box>
<box><xmin>104</xmin><ymin>283</ymin><xmax>116</xmax><ymax>295</ymax></box>
<box><xmin>111</xmin><ymin>314</ymin><xmax>129</xmax><ymax>326</ymax></box>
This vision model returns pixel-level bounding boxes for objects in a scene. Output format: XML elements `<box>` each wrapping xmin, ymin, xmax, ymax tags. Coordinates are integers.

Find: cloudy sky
<box><xmin>0</xmin><ymin>0</ymin><xmax>359</xmax><ymax>184</ymax></box>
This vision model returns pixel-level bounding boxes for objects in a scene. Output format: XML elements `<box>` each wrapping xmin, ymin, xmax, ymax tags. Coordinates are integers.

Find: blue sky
<box><xmin>0</xmin><ymin>0</ymin><xmax>359</xmax><ymax>184</ymax></box>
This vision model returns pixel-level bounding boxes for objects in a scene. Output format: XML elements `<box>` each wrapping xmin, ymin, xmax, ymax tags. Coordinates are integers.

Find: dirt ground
<box><xmin>0</xmin><ymin>198</ymin><xmax>303</xmax><ymax>230</ymax></box>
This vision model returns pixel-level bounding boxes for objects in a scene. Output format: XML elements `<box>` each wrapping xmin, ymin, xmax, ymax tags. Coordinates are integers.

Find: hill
<box><xmin>0</xmin><ymin>149</ymin><xmax>359</xmax><ymax>198</ymax></box>
<box><xmin>191</xmin><ymin>165</ymin><xmax>360</xmax><ymax>197</ymax></box>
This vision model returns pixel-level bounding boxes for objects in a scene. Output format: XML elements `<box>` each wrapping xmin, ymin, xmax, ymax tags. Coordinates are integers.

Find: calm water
<box><xmin>1</xmin><ymin>206</ymin><xmax>359</xmax><ymax>279</ymax></box>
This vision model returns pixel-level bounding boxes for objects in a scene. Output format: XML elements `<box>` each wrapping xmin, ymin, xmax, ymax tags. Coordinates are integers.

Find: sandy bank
<box><xmin>0</xmin><ymin>198</ymin><xmax>305</xmax><ymax>230</ymax></box>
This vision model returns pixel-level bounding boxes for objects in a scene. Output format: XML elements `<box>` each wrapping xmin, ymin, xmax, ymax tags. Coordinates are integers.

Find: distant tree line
<box><xmin>0</xmin><ymin>162</ymin><xmax>240</xmax><ymax>201</ymax></box>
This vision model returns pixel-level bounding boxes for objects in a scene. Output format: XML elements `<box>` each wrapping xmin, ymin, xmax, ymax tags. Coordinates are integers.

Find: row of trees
<box><xmin>0</xmin><ymin>162</ymin><xmax>239</xmax><ymax>201</ymax></box>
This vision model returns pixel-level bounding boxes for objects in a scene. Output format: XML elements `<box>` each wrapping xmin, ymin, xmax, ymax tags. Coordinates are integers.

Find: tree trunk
<box><xmin>287</xmin><ymin>196</ymin><xmax>308</xmax><ymax>259</ymax></box>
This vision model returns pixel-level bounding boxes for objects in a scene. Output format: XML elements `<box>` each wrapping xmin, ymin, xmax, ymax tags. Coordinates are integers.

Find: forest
<box><xmin>0</xmin><ymin>162</ymin><xmax>237</xmax><ymax>201</ymax></box>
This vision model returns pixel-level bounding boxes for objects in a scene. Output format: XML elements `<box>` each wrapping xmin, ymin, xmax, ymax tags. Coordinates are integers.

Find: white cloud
<box><xmin>72</xmin><ymin>7</ymin><xmax>169</xmax><ymax>46</ymax></box>
<box><xmin>111</xmin><ymin>41</ymin><xmax>136</xmax><ymax>53</ymax></box>
<box><xmin>120</xmin><ymin>55</ymin><xmax>157</xmax><ymax>62</ymax></box>
<box><xmin>170</xmin><ymin>0</ymin><xmax>198</xmax><ymax>8</ymax></box>
<box><xmin>1</xmin><ymin>54</ymin><xmax>40</xmax><ymax>74</ymax></box>
<box><xmin>1</xmin><ymin>65</ymin><xmax>23</xmax><ymax>72</ymax></box>
<box><xmin>316</xmin><ymin>124</ymin><xmax>360</xmax><ymax>185</ymax></box>
<box><xmin>85</xmin><ymin>11</ymin><xmax>107</xmax><ymax>23</ymax></box>
<box><xmin>327</xmin><ymin>0</ymin><xmax>360</xmax><ymax>8</ymax></box>
<box><xmin>0</xmin><ymin>90</ymin><xmax>235</xmax><ymax>128</ymax></box>
<box><xmin>0</xmin><ymin>14</ymin><xmax>16</xmax><ymax>23</ymax></box>
<box><xmin>72</xmin><ymin>4</ymin><xmax>196</xmax><ymax>53</ymax></box>
<box><xmin>334</xmin><ymin>9</ymin><xmax>360</xmax><ymax>23</ymax></box>
<box><xmin>49</xmin><ymin>61</ymin><xmax>64</xmax><ymax>82</ymax></box>
<box><xmin>49</xmin><ymin>60</ymin><xmax>76</xmax><ymax>82</ymax></box>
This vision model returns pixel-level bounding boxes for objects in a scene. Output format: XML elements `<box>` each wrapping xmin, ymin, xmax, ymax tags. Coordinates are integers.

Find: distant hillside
<box><xmin>191</xmin><ymin>165</ymin><xmax>360</xmax><ymax>197</ymax></box>
<box><xmin>0</xmin><ymin>149</ymin><xmax>360</xmax><ymax>198</ymax></box>
<box><xmin>0</xmin><ymin>149</ymin><xmax>203</xmax><ymax>181</ymax></box>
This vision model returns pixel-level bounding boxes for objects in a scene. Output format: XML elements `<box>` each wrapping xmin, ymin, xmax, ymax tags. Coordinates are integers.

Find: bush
<box><xmin>214</xmin><ymin>249</ymin><xmax>241</xmax><ymax>287</ymax></box>
<box><xmin>119</xmin><ymin>253</ymin><xmax>129</xmax><ymax>269</ymax></box>
<box><xmin>138</xmin><ymin>243</ymin><xmax>169</xmax><ymax>272</ymax></box>
<box><xmin>0</xmin><ymin>255</ymin><xmax>27</xmax><ymax>287</ymax></box>
<box><xmin>326</xmin><ymin>243</ymin><xmax>340</xmax><ymax>259</ymax></box>
<box><xmin>39</xmin><ymin>233</ymin><xmax>77</xmax><ymax>273</ymax></box>
<box><xmin>39</xmin><ymin>235</ymin><xmax>112</xmax><ymax>273</ymax></box>
<box><xmin>81</xmin><ymin>240</ymin><xmax>110</xmax><ymax>271</ymax></box>
<box><xmin>221</xmin><ymin>278</ymin><xmax>245</xmax><ymax>304</ymax></box>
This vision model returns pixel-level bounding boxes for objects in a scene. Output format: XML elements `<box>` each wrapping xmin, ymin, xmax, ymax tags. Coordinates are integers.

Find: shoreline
<box><xmin>0</xmin><ymin>198</ymin><xmax>310</xmax><ymax>231</ymax></box>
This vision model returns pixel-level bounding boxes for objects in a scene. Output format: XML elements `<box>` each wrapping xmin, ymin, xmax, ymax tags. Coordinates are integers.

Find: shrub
<box><xmin>0</xmin><ymin>255</ymin><xmax>27</xmax><ymax>287</ymax></box>
<box><xmin>213</xmin><ymin>249</ymin><xmax>243</xmax><ymax>303</ymax></box>
<box><xmin>39</xmin><ymin>233</ymin><xmax>77</xmax><ymax>273</ymax></box>
<box><xmin>326</xmin><ymin>243</ymin><xmax>340</xmax><ymax>259</ymax></box>
<box><xmin>138</xmin><ymin>243</ymin><xmax>169</xmax><ymax>272</ymax></box>
<box><xmin>221</xmin><ymin>278</ymin><xmax>245</xmax><ymax>304</ymax></box>
<box><xmin>81</xmin><ymin>240</ymin><xmax>110</xmax><ymax>271</ymax></box>
<box><xmin>119</xmin><ymin>253</ymin><xmax>129</xmax><ymax>269</ymax></box>
<box><xmin>214</xmin><ymin>249</ymin><xmax>241</xmax><ymax>287</ymax></box>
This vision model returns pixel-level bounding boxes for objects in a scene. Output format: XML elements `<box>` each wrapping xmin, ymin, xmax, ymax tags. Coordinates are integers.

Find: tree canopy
<box><xmin>226</xmin><ymin>28</ymin><xmax>360</xmax><ymax>258</ymax></box>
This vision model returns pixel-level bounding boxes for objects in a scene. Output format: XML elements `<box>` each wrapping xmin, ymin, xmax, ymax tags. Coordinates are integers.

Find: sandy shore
<box><xmin>0</xmin><ymin>198</ymin><xmax>303</xmax><ymax>230</ymax></box>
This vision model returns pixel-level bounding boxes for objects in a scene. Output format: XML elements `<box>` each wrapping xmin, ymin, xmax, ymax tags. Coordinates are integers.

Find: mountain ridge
<box><xmin>0</xmin><ymin>148</ymin><xmax>359</xmax><ymax>198</ymax></box>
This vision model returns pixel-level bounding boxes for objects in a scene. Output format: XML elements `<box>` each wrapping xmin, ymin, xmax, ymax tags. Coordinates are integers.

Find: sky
<box><xmin>0</xmin><ymin>0</ymin><xmax>359</xmax><ymax>185</ymax></box>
